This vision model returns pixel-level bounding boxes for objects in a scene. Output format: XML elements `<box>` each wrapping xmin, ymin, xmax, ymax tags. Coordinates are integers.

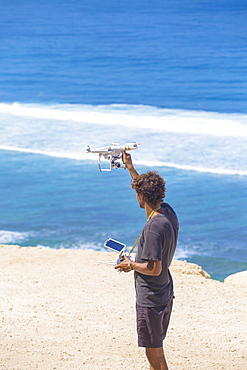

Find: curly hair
<box><xmin>131</xmin><ymin>171</ymin><xmax>166</xmax><ymax>205</ymax></box>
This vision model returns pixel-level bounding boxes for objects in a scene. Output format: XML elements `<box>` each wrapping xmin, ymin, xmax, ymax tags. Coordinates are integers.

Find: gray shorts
<box><xmin>136</xmin><ymin>299</ymin><xmax>173</xmax><ymax>348</ymax></box>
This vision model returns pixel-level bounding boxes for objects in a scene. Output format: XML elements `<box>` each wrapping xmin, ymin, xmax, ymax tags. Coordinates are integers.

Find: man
<box><xmin>115</xmin><ymin>151</ymin><xmax>179</xmax><ymax>370</ymax></box>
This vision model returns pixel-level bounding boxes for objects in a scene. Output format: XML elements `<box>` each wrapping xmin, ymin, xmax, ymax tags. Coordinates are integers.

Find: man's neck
<box><xmin>144</xmin><ymin>203</ymin><xmax>161</xmax><ymax>218</ymax></box>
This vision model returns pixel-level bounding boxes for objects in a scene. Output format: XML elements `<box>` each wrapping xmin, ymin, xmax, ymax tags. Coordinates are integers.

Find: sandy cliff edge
<box><xmin>0</xmin><ymin>244</ymin><xmax>246</xmax><ymax>370</ymax></box>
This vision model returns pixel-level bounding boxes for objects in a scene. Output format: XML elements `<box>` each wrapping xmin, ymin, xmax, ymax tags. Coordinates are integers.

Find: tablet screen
<box><xmin>104</xmin><ymin>238</ymin><xmax>126</xmax><ymax>253</ymax></box>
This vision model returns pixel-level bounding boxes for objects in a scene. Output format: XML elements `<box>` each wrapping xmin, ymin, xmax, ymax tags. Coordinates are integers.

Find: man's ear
<box><xmin>140</xmin><ymin>194</ymin><xmax>146</xmax><ymax>202</ymax></box>
<box><xmin>136</xmin><ymin>192</ymin><xmax>144</xmax><ymax>201</ymax></box>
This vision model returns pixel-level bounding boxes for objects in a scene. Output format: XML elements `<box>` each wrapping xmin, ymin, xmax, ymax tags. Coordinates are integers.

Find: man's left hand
<box><xmin>114</xmin><ymin>255</ymin><xmax>132</xmax><ymax>273</ymax></box>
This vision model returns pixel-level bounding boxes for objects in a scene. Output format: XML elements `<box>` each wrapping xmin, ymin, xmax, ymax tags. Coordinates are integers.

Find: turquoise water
<box><xmin>0</xmin><ymin>144</ymin><xmax>246</xmax><ymax>281</ymax></box>
<box><xmin>0</xmin><ymin>0</ymin><xmax>246</xmax><ymax>280</ymax></box>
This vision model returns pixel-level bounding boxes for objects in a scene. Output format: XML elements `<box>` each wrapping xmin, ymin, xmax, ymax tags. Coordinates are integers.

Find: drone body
<box><xmin>86</xmin><ymin>142</ymin><xmax>139</xmax><ymax>172</ymax></box>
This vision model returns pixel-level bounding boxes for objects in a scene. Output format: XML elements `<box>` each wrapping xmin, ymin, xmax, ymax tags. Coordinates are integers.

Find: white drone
<box><xmin>86</xmin><ymin>142</ymin><xmax>140</xmax><ymax>172</ymax></box>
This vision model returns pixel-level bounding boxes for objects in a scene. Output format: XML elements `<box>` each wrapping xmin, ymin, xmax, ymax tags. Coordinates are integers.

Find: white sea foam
<box><xmin>36</xmin><ymin>242</ymin><xmax>104</xmax><ymax>251</ymax></box>
<box><xmin>1</xmin><ymin>102</ymin><xmax>247</xmax><ymax>137</ymax></box>
<box><xmin>0</xmin><ymin>230</ymin><xmax>30</xmax><ymax>244</ymax></box>
<box><xmin>0</xmin><ymin>145</ymin><xmax>87</xmax><ymax>160</ymax></box>
<box><xmin>134</xmin><ymin>160</ymin><xmax>247</xmax><ymax>176</ymax></box>
<box><xmin>1</xmin><ymin>144</ymin><xmax>246</xmax><ymax>176</ymax></box>
<box><xmin>174</xmin><ymin>248</ymin><xmax>193</xmax><ymax>260</ymax></box>
<box><xmin>1</xmin><ymin>102</ymin><xmax>247</xmax><ymax>176</ymax></box>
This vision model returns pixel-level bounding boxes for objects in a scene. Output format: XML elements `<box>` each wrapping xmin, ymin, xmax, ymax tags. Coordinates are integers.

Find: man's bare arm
<box><xmin>115</xmin><ymin>255</ymin><xmax>162</xmax><ymax>276</ymax></box>
<box><xmin>122</xmin><ymin>150</ymin><xmax>139</xmax><ymax>179</ymax></box>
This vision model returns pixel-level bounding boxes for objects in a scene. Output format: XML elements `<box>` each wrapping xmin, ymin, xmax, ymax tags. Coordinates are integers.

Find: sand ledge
<box><xmin>0</xmin><ymin>244</ymin><xmax>246</xmax><ymax>370</ymax></box>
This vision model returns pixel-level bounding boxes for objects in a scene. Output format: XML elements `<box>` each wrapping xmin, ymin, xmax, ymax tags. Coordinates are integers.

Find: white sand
<box><xmin>0</xmin><ymin>245</ymin><xmax>246</xmax><ymax>370</ymax></box>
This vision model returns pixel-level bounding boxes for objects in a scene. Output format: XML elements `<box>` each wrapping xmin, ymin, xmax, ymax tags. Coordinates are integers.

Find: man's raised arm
<box><xmin>122</xmin><ymin>150</ymin><xmax>139</xmax><ymax>179</ymax></box>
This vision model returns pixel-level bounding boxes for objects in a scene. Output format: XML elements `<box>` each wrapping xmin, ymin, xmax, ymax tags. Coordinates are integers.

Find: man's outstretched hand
<box><xmin>122</xmin><ymin>150</ymin><xmax>139</xmax><ymax>179</ymax></box>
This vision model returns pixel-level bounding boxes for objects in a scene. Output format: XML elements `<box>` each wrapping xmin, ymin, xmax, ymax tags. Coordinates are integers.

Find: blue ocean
<box><xmin>0</xmin><ymin>0</ymin><xmax>246</xmax><ymax>281</ymax></box>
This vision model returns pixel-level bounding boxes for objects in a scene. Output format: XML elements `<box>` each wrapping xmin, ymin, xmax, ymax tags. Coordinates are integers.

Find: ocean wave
<box><xmin>1</xmin><ymin>102</ymin><xmax>246</xmax><ymax>177</ymax></box>
<box><xmin>36</xmin><ymin>242</ymin><xmax>105</xmax><ymax>251</ymax></box>
<box><xmin>135</xmin><ymin>160</ymin><xmax>247</xmax><ymax>176</ymax></box>
<box><xmin>0</xmin><ymin>230</ymin><xmax>30</xmax><ymax>244</ymax></box>
<box><xmin>0</xmin><ymin>145</ymin><xmax>87</xmax><ymax>160</ymax></box>
<box><xmin>1</xmin><ymin>102</ymin><xmax>247</xmax><ymax>137</ymax></box>
<box><xmin>1</xmin><ymin>144</ymin><xmax>246</xmax><ymax>176</ymax></box>
<box><xmin>174</xmin><ymin>248</ymin><xmax>193</xmax><ymax>260</ymax></box>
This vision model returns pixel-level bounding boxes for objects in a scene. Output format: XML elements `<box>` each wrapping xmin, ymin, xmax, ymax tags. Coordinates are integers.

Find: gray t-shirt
<box><xmin>134</xmin><ymin>203</ymin><xmax>179</xmax><ymax>307</ymax></box>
